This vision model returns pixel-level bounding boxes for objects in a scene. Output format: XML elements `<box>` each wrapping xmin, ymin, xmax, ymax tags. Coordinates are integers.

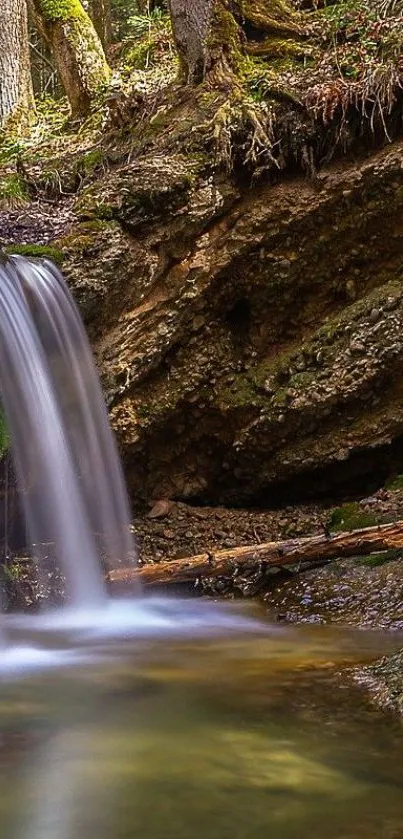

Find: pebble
<box><xmin>349</xmin><ymin>340</ymin><xmax>365</xmax><ymax>354</ymax></box>
<box><xmin>147</xmin><ymin>499</ymin><xmax>172</xmax><ymax>519</ymax></box>
<box><xmin>369</xmin><ymin>308</ymin><xmax>380</xmax><ymax>324</ymax></box>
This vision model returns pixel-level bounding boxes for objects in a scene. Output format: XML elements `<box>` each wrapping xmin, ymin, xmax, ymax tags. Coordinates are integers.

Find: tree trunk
<box><xmin>88</xmin><ymin>0</ymin><xmax>112</xmax><ymax>49</ymax></box>
<box><xmin>0</xmin><ymin>0</ymin><xmax>34</xmax><ymax>129</ymax></box>
<box><xmin>29</xmin><ymin>0</ymin><xmax>111</xmax><ymax>118</ymax></box>
<box><xmin>107</xmin><ymin>521</ymin><xmax>403</xmax><ymax>586</ymax></box>
<box><xmin>168</xmin><ymin>0</ymin><xmax>214</xmax><ymax>83</ymax></box>
<box><xmin>168</xmin><ymin>0</ymin><xmax>304</xmax><ymax>85</ymax></box>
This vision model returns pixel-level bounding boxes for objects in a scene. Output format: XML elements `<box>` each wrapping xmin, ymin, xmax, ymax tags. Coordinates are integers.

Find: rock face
<box><xmin>56</xmin><ymin>139</ymin><xmax>403</xmax><ymax>506</ymax></box>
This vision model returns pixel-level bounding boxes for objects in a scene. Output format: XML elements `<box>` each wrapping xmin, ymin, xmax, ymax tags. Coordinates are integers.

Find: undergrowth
<box><xmin>1</xmin><ymin>0</ymin><xmax>403</xmax><ymax>192</ymax></box>
<box><xmin>0</xmin><ymin>175</ymin><xmax>29</xmax><ymax>210</ymax></box>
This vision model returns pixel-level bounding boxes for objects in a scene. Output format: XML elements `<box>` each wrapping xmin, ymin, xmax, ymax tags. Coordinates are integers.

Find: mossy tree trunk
<box><xmin>29</xmin><ymin>0</ymin><xmax>111</xmax><ymax>117</ymax></box>
<box><xmin>0</xmin><ymin>0</ymin><xmax>34</xmax><ymax>129</ymax></box>
<box><xmin>168</xmin><ymin>0</ymin><xmax>304</xmax><ymax>85</ymax></box>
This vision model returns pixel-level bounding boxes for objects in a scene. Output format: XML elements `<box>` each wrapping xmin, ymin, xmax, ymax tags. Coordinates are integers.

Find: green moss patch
<box><xmin>37</xmin><ymin>0</ymin><xmax>87</xmax><ymax>24</ymax></box>
<box><xmin>328</xmin><ymin>502</ymin><xmax>380</xmax><ymax>532</ymax></box>
<box><xmin>5</xmin><ymin>244</ymin><xmax>65</xmax><ymax>266</ymax></box>
<box><xmin>357</xmin><ymin>550</ymin><xmax>402</xmax><ymax>568</ymax></box>
<box><xmin>386</xmin><ymin>474</ymin><xmax>403</xmax><ymax>492</ymax></box>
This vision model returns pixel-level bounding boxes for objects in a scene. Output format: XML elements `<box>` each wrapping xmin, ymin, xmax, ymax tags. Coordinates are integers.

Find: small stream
<box><xmin>1</xmin><ymin>606</ymin><xmax>403</xmax><ymax>839</ymax></box>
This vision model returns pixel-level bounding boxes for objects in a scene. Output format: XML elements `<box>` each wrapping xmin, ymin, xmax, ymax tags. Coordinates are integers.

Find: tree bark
<box><xmin>88</xmin><ymin>0</ymin><xmax>112</xmax><ymax>49</ymax></box>
<box><xmin>168</xmin><ymin>0</ymin><xmax>304</xmax><ymax>85</ymax></box>
<box><xmin>29</xmin><ymin>0</ymin><xmax>111</xmax><ymax>118</ymax></box>
<box><xmin>168</xmin><ymin>0</ymin><xmax>214</xmax><ymax>83</ymax></box>
<box><xmin>107</xmin><ymin>521</ymin><xmax>403</xmax><ymax>586</ymax></box>
<box><xmin>0</xmin><ymin>0</ymin><xmax>34</xmax><ymax>128</ymax></box>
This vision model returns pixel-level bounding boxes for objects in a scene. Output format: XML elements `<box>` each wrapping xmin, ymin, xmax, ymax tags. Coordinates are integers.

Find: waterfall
<box><xmin>0</xmin><ymin>255</ymin><xmax>137</xmax><ymax>609</ymax></box>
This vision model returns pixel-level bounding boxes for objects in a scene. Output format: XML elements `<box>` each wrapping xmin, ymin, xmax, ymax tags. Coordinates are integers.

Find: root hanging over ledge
<box><xmin>108</xmin><ymin>521</ymin><xmax>403</xmax><ymax>587</ymax></box>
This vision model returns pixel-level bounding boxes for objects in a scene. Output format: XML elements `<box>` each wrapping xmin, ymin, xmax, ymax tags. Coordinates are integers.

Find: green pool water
<box><xmin>1</xmin><ymin>617</ymin><xmax>403</xmax><ymax>839</ymax></box>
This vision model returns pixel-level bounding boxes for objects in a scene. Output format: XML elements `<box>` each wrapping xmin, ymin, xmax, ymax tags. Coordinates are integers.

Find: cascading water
<box><xmin>0</xmin><ymin>255</ymin><xmax>136</xmax><ymax>609</ymax></box>
<box><xmin>0</xmin><ymin>254</ymin><xmax>264</xmax><ymax>672</ymax></box>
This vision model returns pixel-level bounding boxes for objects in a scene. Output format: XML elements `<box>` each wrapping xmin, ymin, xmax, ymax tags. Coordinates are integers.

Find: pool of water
<box><xmin>1</xmin><ymin>598</ymin><xmax>403</xmax><ymax>839</ymax></box>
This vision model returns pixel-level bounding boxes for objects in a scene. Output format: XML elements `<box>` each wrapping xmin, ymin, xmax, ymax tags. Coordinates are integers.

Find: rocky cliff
<box><xmin>56</xmin><ymin>136</ymin><xmax>403</xmax><ymax>507</ymax></box>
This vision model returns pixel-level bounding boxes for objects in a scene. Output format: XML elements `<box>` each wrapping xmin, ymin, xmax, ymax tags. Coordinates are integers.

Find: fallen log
<box><xmin>107</xmin><ymin>520</ymin><xmax>403</xmax><ymax>586</ymax></box>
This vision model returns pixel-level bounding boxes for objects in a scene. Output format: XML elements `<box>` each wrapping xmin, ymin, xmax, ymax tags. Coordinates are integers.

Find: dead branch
<box><xmin>107</xmin><ymin>520</ymin><xmax>403</xmax><ymax>586</ymax></box>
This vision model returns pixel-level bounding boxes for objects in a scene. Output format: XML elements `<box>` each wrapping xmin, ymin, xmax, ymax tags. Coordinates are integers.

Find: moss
<box><xmin>386</xmin><ymin>474</ymin><xmax>403</xmax><ymax>491</ymax></box>
<box><xmin>219</xmin><ymin>377</ymin><xmax>260</xmax><ymax>409</ymax></box>
<box><xmin>95</xmin><ymin>204</ymin><xmax>114</xmax><ymax>220</ymax></box>
<box><xmin>124</xmin><ymin>40</ymin><xmax>155</xmax><ymax>71</ymax></box>
<box><xmin>75</xmin><ymin>219</ymin><xmax>110</xmax><ymax>232</ymax></box>
<box><xmin>0</xmin><ymin>174</ymin><xmax>28</xmax><ymax>209</ymax></box>
<box><xmin>36</xmin><ymin>0</ymin><xmax>87</xmax><ymax>24</ymax></box>
<box><xmin>121</xmin><ymin>10</ymin><xmax>171</xmax><ymax>72</ymax></box>
<box><xmin>76</xmin><ymin>166</ymin><xmax>195</xmax><ymax>225</ymax></box>
<box><xmin>247</xmin><ymin>37</ymin><xmax>309</xmax><ymax>61</ymax></box>
<box><xmin>357</xmin><ymin>550</ymin><xmax>402</xmax><ymax>568</ymax></box>
<box><xmin>78</xmin><ymin>148</ymin><xmax>105</xmax><ymax>175</ymax></box>
<box><xmin>1</xmin><ymin>560</ymin><xmax>24</xmax><ymax>582</ymax></box>
<box><xmin>55</xmin><ymin>220</ymin><xmax>115</xmax><ymax>254</ymax></box>
<box><xmin>32</xmin><ymin>0</ymin><xmax>111</xmax><ymax>113</ymax></box>
<box><xmin>209</xmin><ymin>5</ymin><xmax>244</xmax><ymax>70</ymax></box>
<box><xmin>271</xmin><ymin>387</ymin><xmax>290</xmax><ymax>407</ymax></box>
<box><xmin>5</xmin><ymin>244</ymin><xmax>65</xmax><ymax>266</ymax></box>
<box><xmin>0</xmin><ymin>414</ymin><xmax>9</xmax><ymax>455</ymax></box>
<box><xmin>240</xmin><ymin>0</ymin><xmax>301</xmax><ymax>29</ymax></box>
<box><xmin>235</xmin><ymin>0</ymin><xmax>304</xmax><ymax>62</ymax></box>
<box><xmin>288</xmin><ymin>371</ymin><xmax>316</xmax><ymax>388</ymax></box>
<box><xmin>328</xmin><ymin>503</ymin><xmax>380</xmax><ymax>533</ymax></box>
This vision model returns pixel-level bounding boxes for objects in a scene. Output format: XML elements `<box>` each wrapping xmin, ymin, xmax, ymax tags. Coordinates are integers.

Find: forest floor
<box><xmin>0</xmin><ymin>201</ymin><xmax>74</xmax><ymax>247</ymax></box>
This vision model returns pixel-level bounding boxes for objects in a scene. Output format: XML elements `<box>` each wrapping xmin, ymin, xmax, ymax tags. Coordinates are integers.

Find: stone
<box><xmin>147</xmin><ymin>500</ymin><xmax>172</xmax><ymax>519</ymax></box>
<box><xmin>349</xmin><ymin>340</ymin><xmax>365</xmax><ymax>354</ymax></box>
<box><xmin>369</xmin><ymin>308</ymin><xmax>381</xmax><ymax>324</ymax></box>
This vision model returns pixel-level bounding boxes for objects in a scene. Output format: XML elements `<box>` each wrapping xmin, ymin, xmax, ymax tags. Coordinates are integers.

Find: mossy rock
<box><xmin>328</xmin><ymin>503</ymin><xmax>380</xmax><ymax>533</ymax></box>
<box><xmin>74</xmin><ymin>157</ymin><xmax>199</xmax><ymax>227</ymax></box>
<box><xmin>5</xmin><ymin>244</ymin><xmax>65</xmax><ymax>266</ymax></box>
<box><xmin>385</xmin><ymin>474</ymin><xmax>403</xmax><ymax>492</ymax></box>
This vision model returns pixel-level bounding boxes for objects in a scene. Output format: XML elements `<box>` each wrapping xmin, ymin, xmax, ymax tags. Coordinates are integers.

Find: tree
<box><xmin>0</xmin><ymin>0</ymin><xmax>34</xmax><ymax>129</ymax></box>
<box><xmin>168</xmin><ymin>0</ymin><xmax>303</xmax><ymax>85</ymax></box>
<box><xmin>29</xmin><ymin>0</ymin><xmax>111</xmax><ymax>117</ymax></box>
<box><xmin>168</xmin><ymin>0</ymin><xmax>214</xmax><ymax>83</ymax></box>
<box><xmin>88</xmin><ymin>0</ymin><xmax>112</xmax><ymax>49</ymax></box>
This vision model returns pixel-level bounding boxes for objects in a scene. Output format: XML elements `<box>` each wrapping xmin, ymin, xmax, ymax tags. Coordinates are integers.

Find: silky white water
<box><xmin>0</xmin><ymin>255</ymin><xmax>267</xmax><ymax>671</ymax></box>
<box><xmin>0</xmin><ymin>255</ymin><xmax>136</xmax><ymax>607</ymax></box>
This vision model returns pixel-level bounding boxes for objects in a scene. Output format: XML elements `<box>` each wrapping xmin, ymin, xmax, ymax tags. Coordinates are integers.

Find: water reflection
<box><xmin>16</xmin><ymin>730</ymin><xmax>98</xmax><ymax>839</ymax></box>
<box><xmin>1</xmin><ymin>622</ymin><xmax>403</xmax><ymax>839</ymax></box>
